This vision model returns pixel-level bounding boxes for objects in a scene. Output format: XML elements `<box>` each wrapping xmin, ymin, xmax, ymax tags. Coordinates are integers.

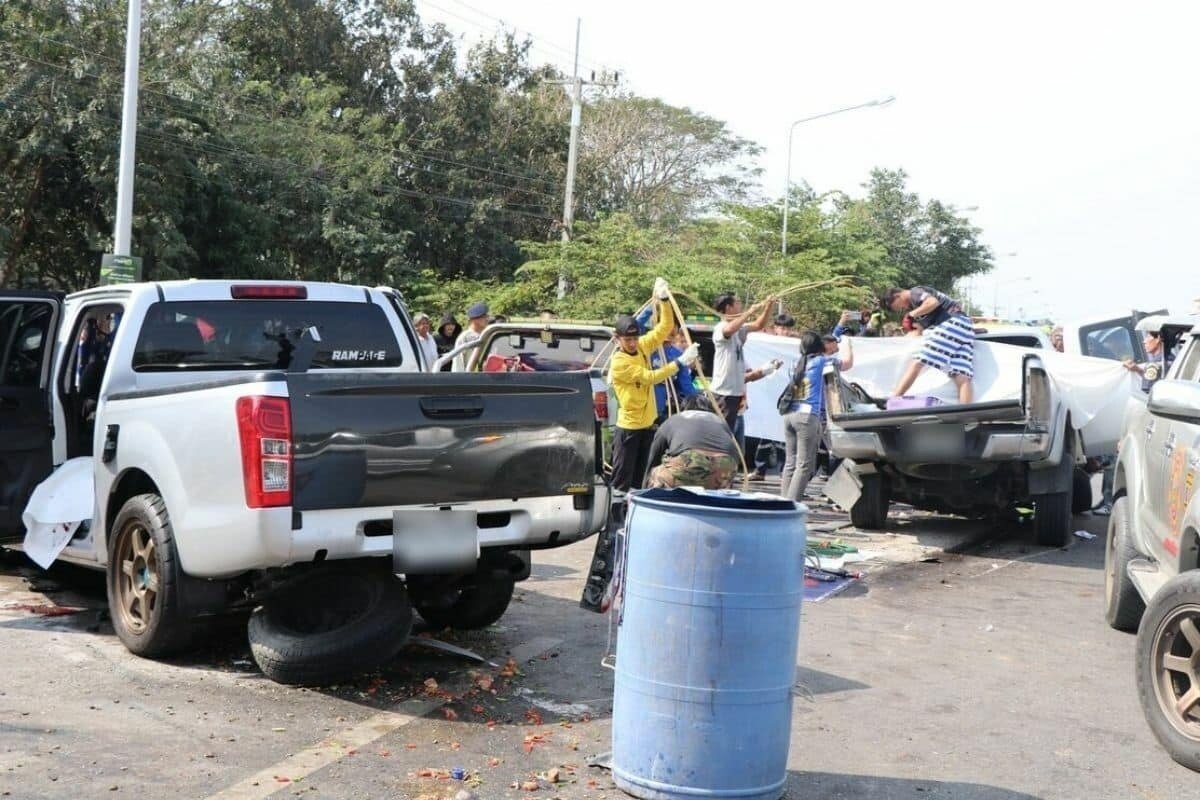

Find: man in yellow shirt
<box><xmin>609</xmin><ymin>277</ymin><xmax>700</xmax><ymax>491</ymax></box>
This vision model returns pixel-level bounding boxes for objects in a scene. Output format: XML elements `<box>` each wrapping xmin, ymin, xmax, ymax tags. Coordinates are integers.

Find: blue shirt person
<box><xmin>635</xmin><ymin>306</ymin><xmax>697</xmax><ymax>418</ymax></box>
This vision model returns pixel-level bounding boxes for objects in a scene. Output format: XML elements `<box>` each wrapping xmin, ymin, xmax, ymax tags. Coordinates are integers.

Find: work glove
<box><xmin>677</xmin><ymin>343</ymin><xmax>700</xmax><ymax>367</ymax></box>
<box><xmin>653</xmin><ymin>276</ymin><xmax>670</xmax><ymax>301</ymax></box>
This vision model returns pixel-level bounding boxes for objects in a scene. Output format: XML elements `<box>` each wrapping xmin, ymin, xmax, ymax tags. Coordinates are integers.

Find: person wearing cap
<box><xmin>452</xmin><ymin>301</ymin><xmax>490</xmax><ymax>372</ymax></box>
<box><xmin>609</xmin><ymin>278</ymin><xmax>701</xmax><ymax>492</ymax></box>
<box><xmin>413</xmin><ymin>313</ymin><xmax>439</xmax><ymax>370</ymax></box>
<box><xmin>711</xmin><ymin>291</ymin><xmax>776</xmax><ymax>433</ymax></box>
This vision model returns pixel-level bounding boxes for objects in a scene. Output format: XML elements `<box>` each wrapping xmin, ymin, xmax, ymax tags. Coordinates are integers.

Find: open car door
<box><xmin>0</xmin><ymin>292</ymin><xmax>63</xmax><ymax>543</ymax></box>
<box><xmin>1073</xmin><ymin>308</ymin><xmax>1168</xmax><ymax>363</ymax></box>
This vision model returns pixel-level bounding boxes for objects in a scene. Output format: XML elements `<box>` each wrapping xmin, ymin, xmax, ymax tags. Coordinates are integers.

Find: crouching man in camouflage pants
<box><xmin>645</xmin><ymin>396</ymin><xmax>739</xmax><ymax>489</ymax></box>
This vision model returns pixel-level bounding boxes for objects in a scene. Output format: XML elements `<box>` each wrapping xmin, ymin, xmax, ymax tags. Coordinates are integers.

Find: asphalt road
<box><xmin>0</xmin><ymin>507</ymin><xmax>1190</xmax><ymax>800</ymax></box>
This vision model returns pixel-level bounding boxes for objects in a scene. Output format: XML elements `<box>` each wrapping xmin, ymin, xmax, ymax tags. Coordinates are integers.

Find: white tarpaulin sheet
<box><xmin>21</xmin><ymin>457</ymin><xmax>94</xmax><ymax>569</ymax></box>
<box><xmin>743</xmin><ymin>334</ymin><xmax>1136</xmax><ymax>454</ymax></box>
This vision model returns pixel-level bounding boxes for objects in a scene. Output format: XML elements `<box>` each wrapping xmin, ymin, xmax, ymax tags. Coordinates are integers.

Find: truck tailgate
<box><xmin>830</xmin><ymin>399</ymin><xmax>1024</xmax><ymax>430</ymax></box>
<box><xmin>286</xmin><ymin>372</ymin><xmax>597</xmax><ymax>511</ymax></box>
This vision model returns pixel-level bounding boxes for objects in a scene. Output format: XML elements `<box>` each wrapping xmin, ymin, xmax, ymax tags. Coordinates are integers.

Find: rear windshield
<box><xmin>479</xmin><ymin>329</ymin><xmax>603</xmax><ymax>372</ymax></box>
<box><xmin>132</xmin><ymin>300</ymin><xmax>403</xmax><ymax>371</ymax></box>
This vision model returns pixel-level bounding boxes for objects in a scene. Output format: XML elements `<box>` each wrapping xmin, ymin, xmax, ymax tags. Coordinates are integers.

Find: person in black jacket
<box><xmin>434</xmin><ymin>314</ymin><xmax>461</xmax><ymax>356</ymax></box>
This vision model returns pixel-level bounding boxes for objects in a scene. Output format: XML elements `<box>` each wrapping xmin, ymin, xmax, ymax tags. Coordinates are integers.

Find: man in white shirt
<box><xmin>413</xmin><ymin>312</ymin><xmax>439</xmax><ymax>370</ymax></box>
<box><xmin>711</xmin><ymin>292</ymin><xmax>774</xmax><ymax>431</ymax></box>
<box><xmin>453</xmin><ymin>301</ymin><xmax>490</xmax><ymax>372</ymax></box>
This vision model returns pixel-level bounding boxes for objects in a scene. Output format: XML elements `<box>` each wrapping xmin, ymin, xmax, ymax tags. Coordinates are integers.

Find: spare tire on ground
<box><xmin>248</xmin><ymin>565</ymin><xmax>412</xmax><ymax>686</ymax></box>
<box><xmin>413</xmin><ymin>576</ymin><xmax>516</xmax><ymax>631</ymax></box>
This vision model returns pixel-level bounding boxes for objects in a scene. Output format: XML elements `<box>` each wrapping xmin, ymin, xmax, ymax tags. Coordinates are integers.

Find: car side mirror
<box><xmin>1148</xmin><ymin>380</ymin><xmax>1200</xmax><ymax>424</ymax></box>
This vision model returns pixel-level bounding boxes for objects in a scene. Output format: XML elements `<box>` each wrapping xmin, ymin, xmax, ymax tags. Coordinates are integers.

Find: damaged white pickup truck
<box><xmin>0</xmin><ymin>281</ymin><xmax>609</xmax><ymax>683</ymax></box>
<box><xmin>820</xmin><ymin>337</ymin><xmax>1132</xmax><ymax>546</ymax></box>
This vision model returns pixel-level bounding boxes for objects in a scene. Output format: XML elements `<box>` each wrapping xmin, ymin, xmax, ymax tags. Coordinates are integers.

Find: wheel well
<box><xmin>1182</xmin><ymin>528</ymin><xmax>1200</xmax><ymax>573</ymax></box>
<box><xmin>106</xmin><ymin>469</ymin><xmax>161</xmax><ymax>538</ymax></box>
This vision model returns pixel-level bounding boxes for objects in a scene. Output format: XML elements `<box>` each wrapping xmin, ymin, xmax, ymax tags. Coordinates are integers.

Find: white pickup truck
<box><xmin>822</xmin><ymin>338</ymin><xmax>1129</xmax><ymax>547</ymax></box>
<box><xmin>0</xmin><ymin>281</ymin><xmax>609</xmax><ymax>683</ymax></box>
<box><xmin>1104</xmin><ymin>323</ymin><xmax>1200</xmax><ymax>772</ymax></box>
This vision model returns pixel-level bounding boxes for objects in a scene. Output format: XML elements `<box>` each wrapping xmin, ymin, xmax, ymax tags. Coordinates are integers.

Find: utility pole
<box><xmin>545</xmin><ymin>20</ymin><xmax>617</xmax><ymax>299</ymax></box>
<box><xmin>113</xmin><ymin>0</ymin><xmax>142</xmax><ymax>257</ymax></box>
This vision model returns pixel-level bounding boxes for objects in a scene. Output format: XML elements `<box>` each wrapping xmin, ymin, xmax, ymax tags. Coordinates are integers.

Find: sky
<box><xmin>412</xmin><ymin>0</ymin><xmax>1200</xmax><ymax>322</ymax></box>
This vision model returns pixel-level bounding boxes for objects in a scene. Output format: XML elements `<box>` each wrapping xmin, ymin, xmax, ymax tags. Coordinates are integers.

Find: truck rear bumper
<box><xmin>829</xmin><ymin>428</ymin><xmax>1053</xmax><ymax>464</ymax></box>
<box><xmin>184</xmin><ymin>487</ymin><xmax>611</xmax><ymax>578</ymax></box>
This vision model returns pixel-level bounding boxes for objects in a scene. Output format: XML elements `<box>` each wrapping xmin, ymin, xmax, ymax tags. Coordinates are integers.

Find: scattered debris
<box><xmin>0</xmin><ymin>602</ymin><xmax>83</xmax><ymax>617</ymax></box>
<box><xmin>406</xmin><ymin>638</ymin><xmax>498</xmax><ymax>667</ymax></box>
<box><xmin>1073</xmin><ymin>530</ymin><xmax>1097</xmax><ymax>540</ymax></box>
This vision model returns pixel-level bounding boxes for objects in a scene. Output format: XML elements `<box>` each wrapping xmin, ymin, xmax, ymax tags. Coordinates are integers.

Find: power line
<box><xmin>423</xmin><ymin>0</ymin><xmax>624</xmax><ymax>80</ymax></box>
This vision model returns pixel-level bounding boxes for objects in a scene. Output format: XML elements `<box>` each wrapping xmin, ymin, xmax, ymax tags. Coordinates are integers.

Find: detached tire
<box><xmin>248</xmin><ymin>567</ymin><xmax>412</xmax><ymax>686</ymax></box>
<box><xmin>1136</xmin><ymin>571</ymin><xmax>1200</xmax><ymax>772</ymax></box>
<box><xmin>1033</xmin><ymin>490</ymin><xmax>1072</xmax><ymax>547</ymax></box>
<box><xmin>1072</xmin><ymin>468</ymin><xmax>1094</xmax><ymax>514</ymax></box>
<box><xmin>414</xmin><ymin>577</ymin><xmax>516</xmax><ymax>631</ymax></box>
<box><xmin>107</xmin><ymin>493</ymin><xmax>197</xmax><ymax>658</ymax></box>
<box><xmin>849</xmin><ymin>474</ymin><xmax>890</xmax><ymax>530</ymax></box>
<box><xmin>1105</xmin><ymin>496</ymin><xmax>1145</xmax><ymax>632</ymax></box>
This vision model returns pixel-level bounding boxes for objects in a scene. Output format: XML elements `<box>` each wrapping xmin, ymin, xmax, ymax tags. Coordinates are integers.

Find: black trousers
<box><xmin>715</xmin><ymin>394</ymin><xmax>742</xmax><ymax>433</ymax></box>
<box><xmin>611</xmin><ymin>426</ymin><xmax>654</xmax><ymax>492</ymax></box>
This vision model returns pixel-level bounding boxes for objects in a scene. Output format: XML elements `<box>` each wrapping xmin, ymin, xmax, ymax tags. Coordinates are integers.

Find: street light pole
<box><xmin>781</xmin><ymin>96</ymin><xmax>895</xmax><ymax>269</ymax></box>
<box><xmin>113</xmin><ymin>0</ymin><xmax>142</xmax><ymax>257</ymax></box>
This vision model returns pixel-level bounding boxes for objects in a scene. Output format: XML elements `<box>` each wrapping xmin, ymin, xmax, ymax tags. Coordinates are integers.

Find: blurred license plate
<box><xmin>903</xmin><ymin>426</ymin><xmax>964</xmax><ymax>459</ymax></box>
<box><xmin>393</xmin><ymin>509</ymin><xmax>479</xmax><ymax>574</ymax></box>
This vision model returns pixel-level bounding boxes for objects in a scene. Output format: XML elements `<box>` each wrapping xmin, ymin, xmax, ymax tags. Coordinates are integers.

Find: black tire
<box><xmin>1136</xmin><ymin>571</ymin><xmax>1200</xmax><ymax>772</ymax></box>
<box><xmin>248</xmin><ymin>566</ymin><xmax>412</xmax><ymax>686</ymax></box>
<box><xmin>1072</xmin><ymin>468</ymin><xmax>1094</xmax><ymax>515</ymax></box>
<box><xmin>1032</xmin><ymin>490</ymin><xmax>1072</xmax><ymax>547</ymax></box>
<box><xmin>1105</xmin><ymin>496</ymin><xmax>1145</xmax><ymax>632</ymax></box>
<box><xmin>106</xmin><ymin>493</ymin><xmax>198</xmax><ymax>658</ymax></box>
<box><xmin>414</xmin><ymin>577</ymin><xmax>516</xmax><ymax>630</ymax></box>
<box><xmin>849</xmin><ymin>474</ymin><xmax>890</xmax><ymax>530</ymax></box>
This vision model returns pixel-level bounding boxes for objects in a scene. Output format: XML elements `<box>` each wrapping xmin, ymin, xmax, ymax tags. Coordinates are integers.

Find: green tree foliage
<box><xmin>857</xmin><ymin>167</ymin><xmax>992</xmax><ymax>292</ymax></box>
<box><xmin>0</xmin><ymin>0</ymin><xmax>568</xmax><ymax>288</ymax></box>
<box><xmin>575</xmin><ymin>94</ymin><xmax>762</xmax><ymax>225</ymax></box>
<box><xmin>1</xmin><ymin>1</ymin><xmax>993</xmax><ymax>330</ymax></box>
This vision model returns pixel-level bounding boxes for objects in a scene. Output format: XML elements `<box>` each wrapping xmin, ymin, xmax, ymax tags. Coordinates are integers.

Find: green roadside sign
<box><xmin>100</xmin><ymin>254</ymin><xmax>142</xmax><ymax>285</ymax></box>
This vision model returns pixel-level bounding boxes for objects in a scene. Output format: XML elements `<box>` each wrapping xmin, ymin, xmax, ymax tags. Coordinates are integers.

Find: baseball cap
<box><xmin>614</xmin><ymin>315</ymin><xmax>640</xmax><ymax>336</ymax></box>
<box><xmin>466</xmin><ymin>301</ymin><xmax>489</xmax><ymax>320</ymax></box>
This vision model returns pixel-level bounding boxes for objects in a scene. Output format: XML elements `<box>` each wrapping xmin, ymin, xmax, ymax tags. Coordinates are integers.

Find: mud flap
<box><xmin>580</xmin><ymin>493</ymin><xmax>626</xmax><ymax>613</ymax></box>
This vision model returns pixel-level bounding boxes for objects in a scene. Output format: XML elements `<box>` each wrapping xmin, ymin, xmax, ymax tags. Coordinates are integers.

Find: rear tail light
<box><xmin>236</xmin><ymin>396</ymin><xmax>293</xmax><ymax>508</ymax></box>
<box><xmin>1025</xmin><ymin>367</ymin><xmax>1051</xmax><ymax>433</ymax></box>
<box><xmin>593</xmin><ymin>390</ymin><xmax>609</xmax><ymax>422</ymax></box>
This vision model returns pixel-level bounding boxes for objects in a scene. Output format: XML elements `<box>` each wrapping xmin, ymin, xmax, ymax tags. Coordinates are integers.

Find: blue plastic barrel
<box><xmin>611</xmin><ymin>488</ymin><xmax>807</xmax><ymax>800</ymax></box>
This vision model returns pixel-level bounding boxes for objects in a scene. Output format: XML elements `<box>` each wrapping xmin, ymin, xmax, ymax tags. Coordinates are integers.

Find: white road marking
<box><xmin>205</xmin><ymin>636</ymin><xmax>563</xmax><ymax>800</ymax></box>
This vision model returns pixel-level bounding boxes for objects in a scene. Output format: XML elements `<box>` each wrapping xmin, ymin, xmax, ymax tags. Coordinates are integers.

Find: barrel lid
<box><xmin>630</xmin><ymin>487</ymin><xmax>805</xmax><ymax>514</ymax></box>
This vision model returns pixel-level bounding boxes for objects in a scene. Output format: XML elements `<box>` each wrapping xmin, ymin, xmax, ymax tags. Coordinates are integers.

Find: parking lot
<box><xmin>0</xmin><ymin>485</ymin><xmax>1191</xmax><ymax>800</ymax></box>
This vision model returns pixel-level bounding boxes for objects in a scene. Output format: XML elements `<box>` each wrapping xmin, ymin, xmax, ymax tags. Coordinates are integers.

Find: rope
<box><xmin>665</xmin><ymin>290</ymin><xmax>751</xmax><ymax>492</ymax></box>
